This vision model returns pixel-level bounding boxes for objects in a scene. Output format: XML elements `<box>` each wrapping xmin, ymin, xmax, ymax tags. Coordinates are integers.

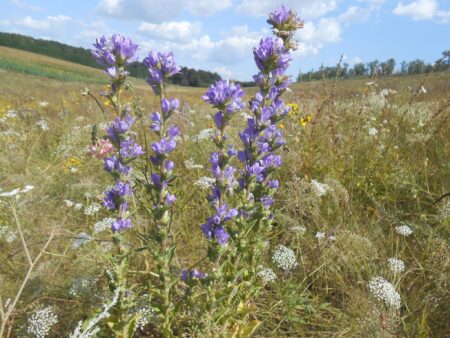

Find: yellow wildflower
<box><xmin>299</xmin><ymin>114</ymin><xmax>312</xmax><ymax>127</ymax></box>
<box><xmin>287</xmin><ymin>103</ymin><xmax>299</xmax><ymax>117</ymax></box>
<box><xmin>64</xmin><ymin>157</ymin><xmax>82</xmax><ymax>173</ymax></box>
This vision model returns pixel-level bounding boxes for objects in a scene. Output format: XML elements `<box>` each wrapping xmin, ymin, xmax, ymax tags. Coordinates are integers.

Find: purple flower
<box><xmin>104</xmin><ymin>156</ymin><xmax>132</xmax><ymax>175</ymax></box>
<box><xmin>201</xmin><ymin>221</ymin><xmax>230</xmax><ymax>245</ymax></box>
<box><xmin>267</xmin><ymin>180</ymin><xmax>279</xmax><ymax>189</ymax></box>
<box><xmin>150</xmin><ymin>112</ymin><xmax>162</xmax><ymax>132</ymax></box>
<box><xmin>119</xmin><ymin>138</ymin><xmax>144</xmax><ymax>158</ymax></box>
<box><xmin>181</xmin><ymin>268</ymin><xmax>208</xmax><ymax>281</ymax></box>
<box><xmin>262</xmin><ymin>154</ymin><xmax>282</xmax><ymax>168</ymax></box>
<box><xmin>144</xmin><ymin>51</ymin><xmax>181</xmax><ymax>94</ymax></box>
<box><xmin>203</xmin><ymin>80</ymin><xmax>245</xmax><ymax>114</ymax></box>
<box><xmin>151</xmin><ymin>138</ymin><xmax>177</xmax><ymax>155</ymax></box>
<box><xmin>92</xmin><ymin>34</ymin><xmax>139</xmax><ymax>77</ymax></box>
<box><xmin>167</xmin><ymin>125</ymin><xmax>180</xmax><ymax>138</ymax></box>
<box><xmin>214</xmin><ymin>112</ymin><xmax>224</xmax><ymax>129</ymax></box>
<box><xmin>240</xmin><ymin>119</ymin><xmax>259</xmax><ymax>146</ymax></box>
<box><xmin>107</xmin><ymin>114</ymin><xmax>135</xmax><ymax>142</ymax></box>
<box><xmin>103</xmin><ymin>182</ymin><xmax>132</xmax><ymax>210</ymax></box>
<box><xmin>164</xmin><ymin>160</ymin><xmax>174</xmax><ymax>172</ymax></box>
<box><xmin>214</xmin><ymin>226</ymin><xmax>230</xmax><ymax>245</ymax></box>
<box><xmin>111</xmin><ymin>217</ymin><xmax>132</xmax><ymax>232</ymax></box>
<box><xmin>161</xmin><ymin>98</ymin><xmax>179</xmax><ymax>119</ymax></box>
<box><xmin>253</xmin><ymin>37</ymin><xmax>291</xmax><ymax>76</ymax></box>
<box><xmin>165</xmin><ymin>193</ymin><xmax>176</xmax><ymax>206</ymax></box>
<box><xmin>267</xmin><ymin>5</ymin><xmax>303</xmax><ymax>31</ymax></box>
<box><xmin>151</xmin><ymin>173</ymin><xmax>167</xmax><ymax>190</ymax></box>
<box><xmin>260</xmin><ymin>196</ymin><xmax>274</xmax><ymax>208</ymax></box>
<box><xmin>267</xmin><ymin>5</ymin><xmax>290</xmax><ymax>26</ymax></box>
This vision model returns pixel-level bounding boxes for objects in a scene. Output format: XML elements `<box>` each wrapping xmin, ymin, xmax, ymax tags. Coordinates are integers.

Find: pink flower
<box><xmin>88</xmin><ymin>139</ymin><xmax>115</xmax><ymax>159</ymax></box>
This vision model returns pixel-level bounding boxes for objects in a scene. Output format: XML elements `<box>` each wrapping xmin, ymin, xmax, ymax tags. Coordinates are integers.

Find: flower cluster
<box><xmin>368</xmin><ymin>276</ymin><xmax>401</xmax><ymax>309</ymax></box>
<box><xmin>237</xmin><ymin>5</ymin><xmax>301</xmax><ymax>227</ymax></box>
<box><xmin>272</xmin><ymin>245</ymin><xmax>298</xmax><ymax>271</ymax></box>
<box><xmin>387</xmin><ymin>257</ymin><xmax>405</xmax><ymax>274</ymax></box>
<box><xmin>103</xmin><ymin>114</ymin><xmax>143</xmax><ymax>231</ymax></box>
<box><xmin>201</xmin><ymin>80</ymin><xmax>245</xmax><ymax>245</ymax></box>
<box><xmin>143</xmin><ymin>51</ymin><xmax>180</xmax><ymax>95</ymax></box>
<box><xmin>256</xmin><ymin>266</ymin><xmax>277</xmax><ymax>283</ymax></box>
<box><xmin>146</xmin><ymin>53</ymin><xmax>181</xmax><ymax>225</ymax></box>
<box><xmin>94</xmin><ymin>35</ymin><xmax>143</xmax><ymax>232</ymax></box>
<box><xmin>92</xmin><ymin>34</ymin><xmax>138</xmax><ymax>81</ymax></box>
<box><xmin>267</xmin><ymin>4</ymin><xmax>303</xmax><ymax>48</ymax></box>
<box><xmin>27</xmin><ymin>306</ymin><xmax>58</xmax><ymax>338</ymax></box>
<box><xmin>395</xmin><ymin>224</ymin><xmax>413</xmax><ymax>237</ymax></box>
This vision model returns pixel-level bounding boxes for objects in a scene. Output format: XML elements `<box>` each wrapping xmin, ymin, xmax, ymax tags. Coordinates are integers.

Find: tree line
<box><xmin>297</xmin><ymin>51</ymin><xmax>450</xmax><ymax>82</ymax></box>
<box><xmin>0</xmin><ymin>32</ymin><xmax>221</xmax><ymax>87</ymax></box>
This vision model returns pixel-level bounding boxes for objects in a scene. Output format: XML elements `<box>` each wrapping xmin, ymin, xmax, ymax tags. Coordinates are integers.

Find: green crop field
<box><xmin>0</xmin><ymin>47</ymin><xmax>449</xmax><ymax>337</ymax></box>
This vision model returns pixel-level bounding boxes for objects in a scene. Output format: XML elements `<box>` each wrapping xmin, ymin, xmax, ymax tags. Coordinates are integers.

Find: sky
<box><xmin>0</xmin><ymin>0</ymin><xmax>449</xmax><ymax>81</ymax></box>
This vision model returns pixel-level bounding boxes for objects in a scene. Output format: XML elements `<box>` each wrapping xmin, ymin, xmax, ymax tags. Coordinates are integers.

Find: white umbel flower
<box><xmin>27</xmin><ymin>306</ymin><xmax>58</xmax><ymax>338</ymax></box>
<box><xmin>194</xmin><ymin>176</ymin><xmax>216</xmax><ymax>190</ymax></box>
<box><xmin>311</xmin><ymin>179</ymin><xmax>329</xmax><ymax>197</ymax></box>
<box><xmin>387</xmin><ymin>257</ymin><xmax>405</xmax><ymax>274</ymax></box>
<box><xmin>72</xmin><ymin>232</ymin><xmax>93</xmax><ymax>249</ymax></box>
<box><xmin>272</xmin><ymin>245</ymin><xmax>298</xmax><ymax>271</ymax></box>
<box><xmin>94</xmin><ymin>217</ymin><xmax>115</xmax><ymax>233</ymax></box>
<box><xmin>395</xmin><ymin>224</ymin><xmax>413</xmax><ymax>237</ymax></box>
<box><xmin>192</xmin><ymin>128</ymin><xmax>214</xmax><ymax>141</ymax></box>
<box><xmin>368</xmin><ymin>276</ymin><xmax>401</xmax><ymax>309</ymax></box>
<box><xmin>36</xmin><ymin>119</ymin><xmax>49</xmax><ymax>131</ymax></box>
<box><xmin>368</xmin><ymin>127</ymin><xmax>378</xmax><ymax>136</ymax></box>
<box><xmin>256</xmin><ymin>266</ymin><xmax>277</xmax><ymax>283</ymax></box>
<box><xmin>84</xmin><ymin>203</ymin><xmax>102</xmax><ymax>216</ymax></box>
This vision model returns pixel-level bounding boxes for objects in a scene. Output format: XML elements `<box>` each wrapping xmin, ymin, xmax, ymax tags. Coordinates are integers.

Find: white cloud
<box><xmin>97</xmin><ymin>0</ymin><xmax>231</xmax><ymax>22</ymax></box>
<box><xmin>186</xmin><ymin>0</ymin><xmax>233</xmax><ymax>15</ymax></box>
<box><xmin>17</xmin><ymin>16</ymin><xmax>50</xmax><ymax>30</ymax></box>
<box><xmin>213</xmin><ymin>66</ymin><xmax>234</xmax><ymax>79</ymax></box>
<box><xmin>47</xmin><ymin>15</ymin><xmax>72</xmax><ymax>23</ymax></box>
<box><xmin>154</xmin><ymin>25</ymin><xmax>262</xmax><ymax>66</ymax></box>
<box><xmin>75</xmin><ymin>21</ymin><xmax>112</xmax><ymax>45</ymax></box>
<box><xmin>10</xmin><ymin>0</ymin><xmax>45</xmax><ymax>12</ymax></box>
<box><xmin>236</xmin><ymin>0</ymin><xmax>337</xmax><ymax>20</ymax></box>
<box><xmin>139</xmin><ymin>21</ymin><xmax>201</xmax><ymax>42</ymax></box>
<box><xmin>296</xmin><ymin>18</ymin><xmax>342</xmax><ymax>45</ymax></box>
<box><xmin>14</xmin><ymin>15</ymin><xmax>72</xmax><ymax>31</ymax></box>
<box><xmin>393</xmin><ymin>0</ymin><xmax>450</xmax><ymax>22</ymax></box>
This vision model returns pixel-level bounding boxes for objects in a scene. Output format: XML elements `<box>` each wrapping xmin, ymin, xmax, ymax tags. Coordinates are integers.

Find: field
<box><xmin>0</xmin><ymin>47</ymin><xmax>449</xmax><ymax>337</ymax></box>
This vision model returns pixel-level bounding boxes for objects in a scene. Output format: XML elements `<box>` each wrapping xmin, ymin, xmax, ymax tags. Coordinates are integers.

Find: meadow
<box><xmin>0</xmin><ymin>33</ymin><xmax>449</xmax><ymax>338</ymax></box>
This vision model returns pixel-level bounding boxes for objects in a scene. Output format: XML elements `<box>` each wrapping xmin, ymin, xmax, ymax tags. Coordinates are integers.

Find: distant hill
<box><xmin>0</xmin><ymin>32</ymin><xmax>221</xmax><ymax>87</ymax></box>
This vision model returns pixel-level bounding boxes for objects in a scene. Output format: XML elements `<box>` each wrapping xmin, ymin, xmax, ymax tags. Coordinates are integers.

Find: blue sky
<box><xmin>1</xmin><ymin>0</ymin><xmax>449</xmax><ymax>80</ymax></box>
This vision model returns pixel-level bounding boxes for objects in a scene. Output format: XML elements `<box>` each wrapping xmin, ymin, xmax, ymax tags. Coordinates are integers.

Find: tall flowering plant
<box><xmin>201</xmin><ymin>80</ymin><xmax>244</xmax><ymax>250</ymax></box>
<box><xmin>138</xmin><ymin>51</ymin><xmax>182</xmax><ymax>336</ymax></box>
<box><xmin>236</xmin><ymin>5</ymin><xmax>302</xmax><ymax>258</ymax></box>
<box><xmin>198</xmin><ymin>5</ymin><xmax>303</xmax><ymax>333</ymax></box>
<box><xmin>89</xmin><ymin>34</ymin><xmax>143</xmax><ymax>335</ymax></box>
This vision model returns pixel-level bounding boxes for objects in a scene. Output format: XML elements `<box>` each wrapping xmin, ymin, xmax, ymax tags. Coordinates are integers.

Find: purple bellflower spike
<box><xmin>253</xmin><ymin>37</ymin><xmax>292</xmax><ymax>76</ymax></box>
<box><xmin>267</xmin><ymin>5</ymin><xmax>303</xmax><ymax>32</ymax></box>
<box><xmin>203</xmin><ymin>80</ymin><xmax>245</xmax><ymax>114</ymax></box>
<box><xmin>92</xmin><ymin>34</ymin><xmax>139</xmax><ymax>77</ymax></box>
<box><xmin>144</xmin><ymin>51</ymin><xmax>181</xmax><ymax>94</ymax></box>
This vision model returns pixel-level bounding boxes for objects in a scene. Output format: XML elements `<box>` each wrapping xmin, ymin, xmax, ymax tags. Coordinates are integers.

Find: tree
<box><xmin>353</xmin><ymin>63</ymin><xmax>366</xmax><ymax>76</ymax></box>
